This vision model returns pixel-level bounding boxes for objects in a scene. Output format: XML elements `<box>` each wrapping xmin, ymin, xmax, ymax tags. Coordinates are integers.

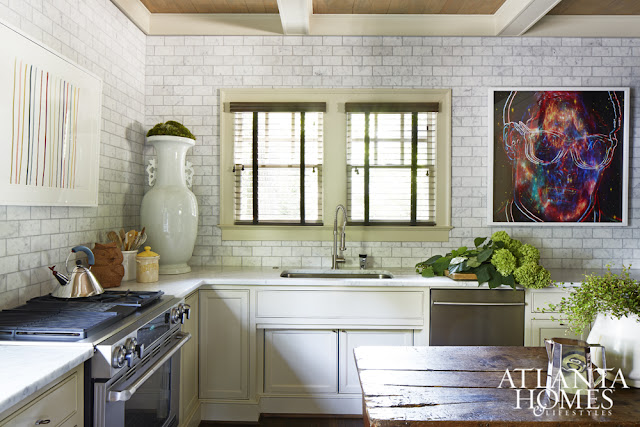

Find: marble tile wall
<box><xmin>0</xmin><ymin>0</ymin><xmax>147</xmax><ymax>309</ymax></box>
<box><xmin>145</xmin><ymin>35</ymin><xmax>640</xmax><ymax>270</ymax></box>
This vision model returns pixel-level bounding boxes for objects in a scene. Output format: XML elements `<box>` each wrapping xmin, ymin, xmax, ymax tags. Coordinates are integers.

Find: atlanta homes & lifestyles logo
<box><xmin>498</xmin><ymin>367</ymin><xmax>630</xmax><ymax>417</ymax></box>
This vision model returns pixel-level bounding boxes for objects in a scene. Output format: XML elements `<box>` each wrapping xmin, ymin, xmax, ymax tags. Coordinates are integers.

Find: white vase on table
<box><xmin>141</xmin><ymin>135</ymin><xmax>198</xmax><ymax>274</ymax></box>
<box><xmin>587</xmin><ymin>313</ymin><xmax>640</xmax><ymax>387</ymax></box>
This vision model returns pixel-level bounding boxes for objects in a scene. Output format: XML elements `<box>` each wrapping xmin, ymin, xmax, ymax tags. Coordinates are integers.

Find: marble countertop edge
<box><xmin>0</xmin><ymin>344</ymin><xmax>94</xmax><ymax>416</ymax></box>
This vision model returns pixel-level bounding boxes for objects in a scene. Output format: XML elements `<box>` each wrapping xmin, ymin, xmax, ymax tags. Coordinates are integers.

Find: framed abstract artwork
<box><xmin>0</xmin><ymin>20</ymin><xmax>102</xmax><ymax>206</ymax></box>
<box><xmin>488</xmin><ymin>88</ymin><xmax>629</xmax><ymax>226</ymax></box>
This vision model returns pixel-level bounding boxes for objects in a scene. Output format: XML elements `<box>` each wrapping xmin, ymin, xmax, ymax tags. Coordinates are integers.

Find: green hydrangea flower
<box><xmin>147</xmin><ymin>121</ymin><xmax>196</xmax><ymax>140</ymax></box>
<box><xmin>513</xmin><ymin>263</ymin><xmax>550</xmax><ymax>289</ymax></box>
<box><xmin>491</xmin><ymin>231</ymin><xmax>511</xmax><ymax>246</ymax></box>
<box><xmin>517</xmin><ymin>244</ymin><xmax>540</xmax><ymax>266</ymax></box>
<box><xmin>507</xmin><ymin>239</ymin><xmax>522</xmax><ymax>256</ymax></box>
<box><xmin>513</xmin><ymin>262</ymin><xmax>538</xmax><ymax>288</ymax></box>
<box><xmin>535</xmin><ymin>266</ymin><xmax>552</xmax><ymax>289</ymax></box>
<box><xmin>491</xmin><ymin>248</ymin><xmax>517</xmax><ymax>277</ymax></box>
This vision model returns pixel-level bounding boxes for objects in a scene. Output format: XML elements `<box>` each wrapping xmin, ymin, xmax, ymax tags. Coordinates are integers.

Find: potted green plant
<box><xmin>415</xmin><ymin>231</ymin><xmax>551</xmax><ymax>289</ymax></box>
<box><xmin>146</xmin><ymin>120</ymin><xmax>196</xmax><ymax>140</ymax></box>
<box><xmin>548</xmin><ymin>266</ymin><xmax>640</xmax><ymax>387</ymax></box>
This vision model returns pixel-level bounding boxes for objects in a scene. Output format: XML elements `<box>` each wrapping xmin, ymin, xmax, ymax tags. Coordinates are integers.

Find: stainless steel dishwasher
<box><xmin>430</xmin><ymin>289</ymin><xmax>525</xmax><ymax>346</ymax></box>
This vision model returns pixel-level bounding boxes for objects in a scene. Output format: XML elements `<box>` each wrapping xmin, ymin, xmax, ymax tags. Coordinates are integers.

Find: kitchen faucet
<box><xmin>332</xmin><ymin>204</ymin><xmax>347</xmax><ymax>269</ymax></box>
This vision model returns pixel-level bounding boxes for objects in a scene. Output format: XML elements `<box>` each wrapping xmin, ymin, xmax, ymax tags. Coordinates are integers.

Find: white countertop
<box><xmin>115</xmin><ymin>266</ymin><xmax>591</xmax><ymax>298</ymax></box>
<box><xmin>0</xmin><ymin>265</ymin><xmax>594</xmax><ymax>416</ymax></box>
<box><xmin>0</xmin><ymin>343</ymin><xmax>94</xmax><ymax>415</ymax></box>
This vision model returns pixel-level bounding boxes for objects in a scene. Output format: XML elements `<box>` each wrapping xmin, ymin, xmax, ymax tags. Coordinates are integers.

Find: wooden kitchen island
<box><xmin>355</xmin><ymin>346</ymin><xmax>640</xmax><ymax>426</ymax></box>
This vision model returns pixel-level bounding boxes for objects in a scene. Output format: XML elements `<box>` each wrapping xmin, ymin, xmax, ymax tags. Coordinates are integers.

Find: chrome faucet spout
<box><xmin>332</xmin><ymin>204</ymin><xmax>348</xmax><ymax>269</ymax></box>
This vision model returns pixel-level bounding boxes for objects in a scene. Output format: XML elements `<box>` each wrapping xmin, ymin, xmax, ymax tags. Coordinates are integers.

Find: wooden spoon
<box><xmin>107</xmin><ymin>231</ymin><xmax>120</xmax><ymax>246</ymax></box>
<box><xmin>126</xmin><ymin>230</ymin><xmax>137</xmax><ymax>251</ymax></box>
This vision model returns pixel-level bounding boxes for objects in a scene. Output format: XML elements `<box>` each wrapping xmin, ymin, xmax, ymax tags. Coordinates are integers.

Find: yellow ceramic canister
<box><xmin>136</xmin><ymin>246</ymin><xmax>160</xmax><ymax>283</ymax></box>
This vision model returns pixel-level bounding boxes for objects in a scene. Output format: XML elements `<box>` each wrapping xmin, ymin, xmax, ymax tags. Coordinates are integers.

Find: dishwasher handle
<box><xmin>432</xmin><ymin>302</ymin><xmax>526</xmax><ymax>306</ymax></box>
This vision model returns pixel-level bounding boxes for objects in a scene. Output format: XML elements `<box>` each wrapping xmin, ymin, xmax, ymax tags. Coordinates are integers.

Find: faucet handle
<box><xmin>359</xmin><ymin>254</ymin><xmax>367</xmax><ymax>270</ymax></box>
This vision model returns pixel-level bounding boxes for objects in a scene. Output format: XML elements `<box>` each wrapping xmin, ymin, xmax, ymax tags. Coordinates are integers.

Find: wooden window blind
<box><xmin>347</xmin><ymin>106</ymin><xmax>437</xmax><ymax>226</ymax></box>
<box><xmin>232</xmin><ymin>103</ymin><xmax>324</xmax><ymax>225</ymax></box>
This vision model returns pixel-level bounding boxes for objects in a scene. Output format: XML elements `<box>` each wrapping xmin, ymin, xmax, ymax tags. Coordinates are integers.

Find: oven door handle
<box><xmin>107</xmin><ymin>331</ymin><xmax>191</xmax><ymax>402</ymax></box>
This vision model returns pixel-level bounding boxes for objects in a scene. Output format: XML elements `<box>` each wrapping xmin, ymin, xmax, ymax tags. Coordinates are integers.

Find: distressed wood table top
<box><xmin>354</xmin><ymin>346</ymin><xmax>640</xmax><ymax>426</ymax></box>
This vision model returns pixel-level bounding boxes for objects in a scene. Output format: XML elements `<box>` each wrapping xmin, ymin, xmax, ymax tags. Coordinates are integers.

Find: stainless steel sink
<box><xmin>280</xmin><ymin>269</ymin><xmax>393</xmax><ymax>279</ymax></box>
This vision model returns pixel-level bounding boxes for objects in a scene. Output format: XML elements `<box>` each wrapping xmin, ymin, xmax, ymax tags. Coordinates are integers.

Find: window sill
<box><xmin>219</xmin><ymin>224</ymin><xmax>452</xmax><ymax>242</ymax></box>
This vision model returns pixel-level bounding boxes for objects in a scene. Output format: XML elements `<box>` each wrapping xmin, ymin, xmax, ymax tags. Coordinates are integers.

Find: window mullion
<box><xmin>252</xmin><ymin>112</ymin><xmax>259</xmax><ymax>224</ymax></box>
<box><xmin>300</xmin><ymin>112</ymin><xmax>305</xmax><ymax>224</ymax></box>
<box><xmin>411</xmin><ymin>112</ymin><xmax>418</xmax><ymax>225</ymax></box>
<box><xmin>364</xmin><ymin>112</ymin><xmax>370</xmax><ymax>225</ymax></box>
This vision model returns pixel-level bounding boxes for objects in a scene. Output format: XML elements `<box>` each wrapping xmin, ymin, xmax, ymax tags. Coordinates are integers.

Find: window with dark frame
<box><xmin>346</xmin><ymin>103</ymin><xmax>439</xmax><ymax>226</ymax></box>
<box><xmin>231</xmin><ymin>102</ymin><xmax>325</xmax><ymax>225</ymax></box>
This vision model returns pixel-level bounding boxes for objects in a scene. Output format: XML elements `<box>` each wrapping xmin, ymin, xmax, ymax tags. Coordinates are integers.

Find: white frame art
<box><xmin>0</xmin><ymin>20</ymin><xmax>102</xmax><ymax>207</ymax></box>
<box><xmin>488</xmin><ymin>87</ymin><xmax>629</xmax><ymax>226</ymax></box>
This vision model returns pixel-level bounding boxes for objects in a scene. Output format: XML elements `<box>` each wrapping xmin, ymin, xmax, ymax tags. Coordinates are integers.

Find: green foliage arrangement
<box><xmin>547</xmin><ymin>265</ymin><xmax>640</xmax><ymax>335</ymax></box>
<box><xmin>146</xmin><ymin>120</ymin><xmax>196</xmax><ymax>140</ymax></box>
<box><xmin>415</xmin><ymin>231</ymin><xmax>551</xmax><ymax>290</ymax></box>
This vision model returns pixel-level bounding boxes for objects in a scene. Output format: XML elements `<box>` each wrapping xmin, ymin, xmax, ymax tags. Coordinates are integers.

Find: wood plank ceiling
<box><xmin>140</xmin><ymin>0</ymin><xmax>640</xmax><ymax>16</ymax></box>
<box><xmin>140</xmin><ymin>0</ymin><xmax>507</xmax><ymax>15</ymax></box>
<box><xmin>548</xmin><ymin>0</ymin><xmax>640</xmax><ymax>15</ymax></box>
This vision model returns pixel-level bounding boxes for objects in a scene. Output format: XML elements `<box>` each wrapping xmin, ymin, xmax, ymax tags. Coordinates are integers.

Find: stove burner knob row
<box><xmin>112</xmin><ymin>345</ymin><xmax>126</xmax><ymax>368</ymax></box>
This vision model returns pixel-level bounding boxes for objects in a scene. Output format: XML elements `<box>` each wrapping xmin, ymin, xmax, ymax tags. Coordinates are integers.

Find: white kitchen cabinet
<box><xmin>200</xmin><ymin>290</ymin><xmax>250</xmax><ymax>399</ymax></box>
<box><xmin>525</xmin><ymin>289</ymin><xmax>589</xmax><ymax>346</ymax></box>
<box><xmin>264</xmin><ymin>329</ymin><xmax>338</xmax><ymax>394</ymax></box>
<box><xmin>180</xmin><ymin>290</ymin><xmax>199</xmax><ymax>426</ymax></box>
<box><xmin>338</xmin><ymin>330</ymin><xmax>413</xmax><ymax>394</ymax></box>
<box><xmin>529</xmin><ymin>319</ymin><xmax>586</xmax><ymax>347</ymax></box>
<box><xmin>0</xmin><ymin>363</ymin><xmax>83</xmax><ymax>427</ymax></box>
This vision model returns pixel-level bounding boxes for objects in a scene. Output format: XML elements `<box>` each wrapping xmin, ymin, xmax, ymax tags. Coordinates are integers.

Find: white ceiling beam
<box><xmin>110</xmin><ymin>0</ymin><xmax>151</xmax><ymax>34</ymax></box>
<box><xmin>494</xmin><ymin>0</ymin><xmax>561</xmax><ymax>36</ymax></box>
<box><xmin>276</xmin><ymin>0</ymin><xmax>312</xmax><ymax>35</ymax></box>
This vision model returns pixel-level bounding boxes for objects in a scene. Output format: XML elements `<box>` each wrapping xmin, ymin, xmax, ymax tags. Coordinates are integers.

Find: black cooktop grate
<box><xmin>0</xmin><ymin>290</ymin><xmax>164</xmax><ymax>342</ymax></box>
<box><xmin>0</xmin><ymin>310</ymin><xmax>120</xmax><ymax>341</ymax></box>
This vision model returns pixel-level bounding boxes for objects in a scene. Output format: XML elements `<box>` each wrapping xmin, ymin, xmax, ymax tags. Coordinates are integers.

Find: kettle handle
<box><xmin>71</xmin><ymin>245</ymin><xmax>95</xmax><ymax>266</ymax></box>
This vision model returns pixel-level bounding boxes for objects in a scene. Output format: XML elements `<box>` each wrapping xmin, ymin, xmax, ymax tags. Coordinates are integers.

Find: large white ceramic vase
<box><xmin>141</xmin><ymin>135</ymin><xmax>198</xmax><ymax>274</ymax></box>
<box><xmin>587</xmin><ymin>313</ymin><xmax>640</xmax><ymax>387</ymax></box>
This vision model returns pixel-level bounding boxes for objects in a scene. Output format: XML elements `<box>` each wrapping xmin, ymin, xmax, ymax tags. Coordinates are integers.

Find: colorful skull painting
<box><xmin>493</xmin><ymin>90</ymin><xmax>626</xmax><ymax>223</ymax></box>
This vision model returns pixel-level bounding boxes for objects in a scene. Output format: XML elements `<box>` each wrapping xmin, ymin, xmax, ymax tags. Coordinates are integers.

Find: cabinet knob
<box><xmin>35</xmin><ymin>420</ymin><xmax>51</xmax><ymax>425</ymax></box>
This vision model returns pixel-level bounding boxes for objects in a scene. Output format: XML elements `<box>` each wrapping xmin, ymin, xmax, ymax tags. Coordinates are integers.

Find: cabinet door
<box><xmin>200</xmin><ymin>290</ymin><xmax>249</xmax><ymax>399</ymax></box>
<box><xmin>338</xmin><ymin>330</ymin><xmax>413</xmax><ymax>394</ymax></box>
<box><xmin>180</xmin><ymin>291</ymin><xmax>199</xmax><ymax>423</ymax></box>
<box><xmin>529</xmin><ymin>319</ymin><xmax>587</xmax><ymax>347</ymax></box>
<box><xmin>264</xmin><ymin>330</ymin><xmax>338</xmax><ymax>394</ymax></box>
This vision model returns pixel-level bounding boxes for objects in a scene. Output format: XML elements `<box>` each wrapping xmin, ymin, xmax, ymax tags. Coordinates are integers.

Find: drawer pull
<box><xmin>35</xmin><ymin>420</ymin><xmax>51</xmax><ymax>425</ymax></box>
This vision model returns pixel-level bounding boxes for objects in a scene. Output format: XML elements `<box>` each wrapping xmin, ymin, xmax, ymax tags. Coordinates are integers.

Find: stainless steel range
<box><xmin>0</xmin><ymin>290</ymin><xmax>192</xmax><ymax>427</ymax></box>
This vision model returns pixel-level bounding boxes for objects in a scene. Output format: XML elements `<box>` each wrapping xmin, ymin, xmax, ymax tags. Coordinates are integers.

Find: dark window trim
<box><xmin>236</xmin><ymin>110</ymin><xmax>323</xmax><ymax>226</ymax></box>
<box><xmin>351</xmin><ymin>110</ymin><xmax>433</xmax><ymax>226</ymax></box>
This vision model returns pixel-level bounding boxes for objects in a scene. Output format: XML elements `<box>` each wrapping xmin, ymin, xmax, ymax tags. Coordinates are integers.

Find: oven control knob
<box><xmin>124</xmin><ymin>337</ymin><xmax>138</xmax><ymax>355</ymax></box>
<box><xmin>170</xmin><ymin>307</ymin><xmax>180</xmax><ymax>324</ymax></box>
<box><xmin>112</xmin><ymin>346</ymin><xmax>126</xmax><ymax>368</ymax></box>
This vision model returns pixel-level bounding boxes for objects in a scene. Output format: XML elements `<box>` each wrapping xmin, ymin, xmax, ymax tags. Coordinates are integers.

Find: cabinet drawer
<box><xmin>1</xmin><ymin>371</ymin><xmax>79</xmax><ymax>427</ymax></box>
<box><xmin>531</xmin><ymin>291</ymin><xmax>569</xmax><ymax>313</ymax></box>
<box><xmin>256</xmin><ymin>290</ymin><xmax>423</xmax><ymax>325</ymax></box>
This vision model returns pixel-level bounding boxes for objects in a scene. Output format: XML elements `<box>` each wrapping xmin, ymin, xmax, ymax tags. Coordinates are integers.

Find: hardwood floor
<box><xmin>201</xmin><ymin>416</ymin><xmax>363</xmax><ymax>427</ymax></box>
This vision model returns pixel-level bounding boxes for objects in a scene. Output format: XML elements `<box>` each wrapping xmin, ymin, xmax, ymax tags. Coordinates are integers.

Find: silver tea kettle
<box><xmin>48</xmin><ymin>245</ymin><xmax>104</xmax><ymax>298</ymax></box>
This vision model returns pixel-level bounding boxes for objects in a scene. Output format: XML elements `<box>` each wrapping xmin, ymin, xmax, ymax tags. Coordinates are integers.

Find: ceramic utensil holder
<box><xmin>122</xmin><ymin>250</ymin><xmax>138</xmax><ymax>281</ymax></box>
